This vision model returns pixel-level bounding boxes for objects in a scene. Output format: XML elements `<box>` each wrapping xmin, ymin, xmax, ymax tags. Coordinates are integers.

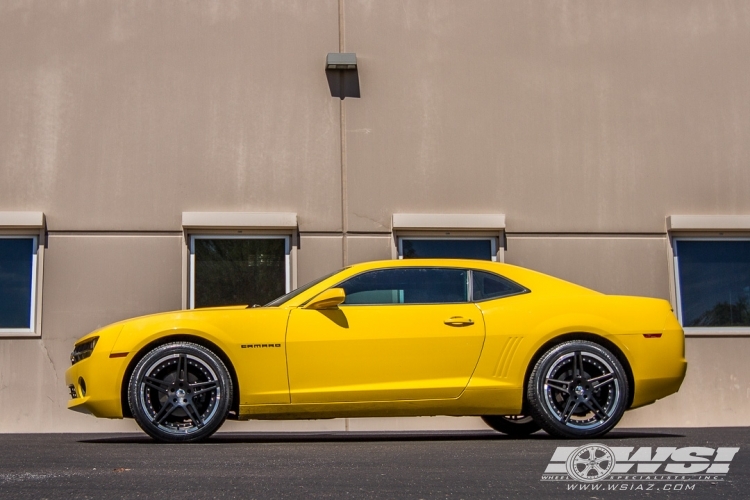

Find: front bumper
<box><xmin>65</xmin><ymin>349</ymin><xmax>131</xmax><ymax>419</ymax></box>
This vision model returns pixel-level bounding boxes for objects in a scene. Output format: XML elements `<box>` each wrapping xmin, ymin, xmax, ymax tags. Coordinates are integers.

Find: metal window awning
<box><xmin>392</xmin><ymin>213</ymin><xmax>505</xmax><ymax>231</ymax></box>
<box><xmin>182</xmin><ymin>212</ymin><xmax>297</xmax><ymax>230</ymax></box>
<box><xmin>667</xmin><ymin>215</ymin><xmax>750</xmax><ymax>231</ymax></box>
<box><xmin>0</xmin><ymin>211</ymin><xmax>45</xmax><ymax>228</ymax></box>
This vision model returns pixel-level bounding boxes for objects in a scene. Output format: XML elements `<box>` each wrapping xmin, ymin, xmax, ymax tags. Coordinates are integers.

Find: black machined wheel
<box><xmin>527</xmin><ymin>340</ymin><xmax>629</xmax><ymax>439</ymax></box>
<box><xmin>481</xmin><ymin>415</ymin><xmax>541</xmax><ymax>437</ymax></box>
<box><xmin>128</xmin><ymin>342</ymin><xmax>232</xmax><ymax>443</ymax></box>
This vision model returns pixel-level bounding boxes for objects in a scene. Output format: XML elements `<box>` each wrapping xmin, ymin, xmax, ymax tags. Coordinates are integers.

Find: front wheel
<box><xmin>128</xmin><ymin>342</ymin><xmax>232</xmax><ymax>443</ymax></box>
<box><xmin>527</xmin><ymin>340</ymin><xmax>629</xmax><ymax>439</ymax></box>
<box><xmin>482</xmin><ymin>415</ymin><xmax>541</xmax><ymax>437</ymax></box>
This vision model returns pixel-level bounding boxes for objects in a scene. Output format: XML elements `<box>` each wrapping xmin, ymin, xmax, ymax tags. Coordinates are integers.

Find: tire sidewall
<box><xmin>528</xmin><ymin>340</ymin><xmax>628</xmax><ymax>439</ymax></box>
<box><xmin>128</xmin><ymin>342</ymin><xmax>232</xmax><ymax>443</ymax></box>
<box><xmin>481</xmin><ymin>415</ymin><xmax>541</xmax><ymax>437</ymax></box>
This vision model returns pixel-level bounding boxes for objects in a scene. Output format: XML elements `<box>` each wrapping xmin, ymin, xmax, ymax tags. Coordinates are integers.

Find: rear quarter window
<box><xmin>472</xmin><ymin>270</ymin><xmax>527</xmax><ymax>301</ymax></box>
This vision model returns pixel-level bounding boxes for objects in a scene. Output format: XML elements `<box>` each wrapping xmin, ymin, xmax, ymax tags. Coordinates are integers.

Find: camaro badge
<box><xmin>241</xmin><ymin>344</ymin><xmax>281</xmax><ymax>349</ymax></box>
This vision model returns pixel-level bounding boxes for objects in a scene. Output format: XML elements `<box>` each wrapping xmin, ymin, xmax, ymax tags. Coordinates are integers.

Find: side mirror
<box><xmin>305</xmin><ymin>288</ymin><xmax>346</xmax><ymax>310</ymax></box>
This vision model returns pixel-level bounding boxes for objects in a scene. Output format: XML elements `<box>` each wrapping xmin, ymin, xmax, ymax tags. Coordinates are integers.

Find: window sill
<box><xmin>684</xmin><ymin>327</ymin><xmax>750</xmax><ymax>338</ymax></box>
<box><xmin>0</xmin><ymin>330</ymin><xmax>41</xmax><ymax>338</ymax></box>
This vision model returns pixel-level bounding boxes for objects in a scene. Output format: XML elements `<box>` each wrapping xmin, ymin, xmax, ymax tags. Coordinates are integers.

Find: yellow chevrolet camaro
<box><xmin>66</xmin><ymin>259</ymin><xmax>686</xmax><ymax>443</ymax></box>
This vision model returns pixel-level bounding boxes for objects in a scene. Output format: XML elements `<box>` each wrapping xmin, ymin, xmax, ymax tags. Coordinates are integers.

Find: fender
<box><xmin>111</xmin><ymin>308</ymin><xmax>292</xmax><ymax>406</ymax></box>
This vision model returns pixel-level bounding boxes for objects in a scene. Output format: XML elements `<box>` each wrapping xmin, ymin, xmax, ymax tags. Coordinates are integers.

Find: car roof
<box><xmin>346</xmin><ymin>258</ymin><xmax>505</xmax><ymax>270</ymax></box>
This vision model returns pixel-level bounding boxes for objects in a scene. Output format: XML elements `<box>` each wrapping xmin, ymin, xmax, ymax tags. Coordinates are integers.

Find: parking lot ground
<box><xmin>0</xmin><ymin>427</ymin><xmax>748</xmax><ymax>499</ymax></box>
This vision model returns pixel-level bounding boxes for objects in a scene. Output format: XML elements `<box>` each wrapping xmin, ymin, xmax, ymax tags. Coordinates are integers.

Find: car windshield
<box><xmin>263</xmin><ymin>269</ymin><xmax>345</xmax><ymax>307</ymax></box>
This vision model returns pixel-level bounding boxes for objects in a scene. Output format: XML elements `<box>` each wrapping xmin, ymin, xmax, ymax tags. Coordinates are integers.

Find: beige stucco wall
<box><xmin>0</xmin><ymin>1</ymin><xmax>342</xmax><ymax>232</ymax></box>
<box><xmin>343</xmin><ymin>0</ymin><xmax>750</xmax><ymax>234</ymax></box>
<box><xmin>348</xmin><ymin>236</ymin><xmax>393</xmax><ymax>264</ymax></box>
<box><xmin>505</xmin><ymin>236</ymin><xmax>671</xmax><ymax>300</ymax></box>
<box><xmin>0</xmin><ymin>234</ymin><xmax>182</xmax><ymax>432</ymax></box>
<box><xmin>297</xmin><ymin>235</ymin><xmax>343</xmax><ymax>285</ymax></box>
<box><xmin>3</xmin><ymin>0</ymin><xmax>749</xmax><ymax>234</ymax></box>
<box><xmin>0</xmin><ymin>1</ymin><xmax>749</xmax><ymax>432</ymax></box>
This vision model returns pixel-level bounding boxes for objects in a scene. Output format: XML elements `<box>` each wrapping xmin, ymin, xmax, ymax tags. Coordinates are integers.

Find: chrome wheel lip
<box><xmin>139</xmin><ymin>353</ymin><xmax>221</xmax><ymax>435</ymax></box>
<box><xmin>542</xmin><ymin>350</ymin><xmax>621</xmax><ymax>430</ymax></box>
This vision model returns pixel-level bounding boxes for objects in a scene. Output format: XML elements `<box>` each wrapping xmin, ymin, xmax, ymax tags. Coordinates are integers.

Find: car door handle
<box><xmin>444</xmin><ymin>316</ymin><xmax>474</xmax><ymax>326</ymax></box>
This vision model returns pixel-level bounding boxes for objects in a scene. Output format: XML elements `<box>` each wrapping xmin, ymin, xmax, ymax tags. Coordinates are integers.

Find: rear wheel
<box><xmin>482</xmin><ymin>415</ymin><xmax>541</xmax><ymax>436</ymax></box>
<box><xmin>527</xmin><ymin>340</ymin><xmax>629</xmax><ymax>439</ymax></box>
<box><xmin>128</xmin><ymin>342</ymin><xmax>232</xmax><ymax>443</ymax></box>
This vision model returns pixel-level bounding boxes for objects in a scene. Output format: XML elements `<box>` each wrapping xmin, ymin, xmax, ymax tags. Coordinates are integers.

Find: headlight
<box><xmin>70</xmin><ymin>337</ymin><xmax>99</xmax><ymax>365</ymax></box>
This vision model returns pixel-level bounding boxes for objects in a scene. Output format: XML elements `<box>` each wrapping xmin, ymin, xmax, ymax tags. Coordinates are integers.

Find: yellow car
<box><xmin>65</xmin><ymin>259</ymin><xmax>686</xmax><ymax>443</ymax></box>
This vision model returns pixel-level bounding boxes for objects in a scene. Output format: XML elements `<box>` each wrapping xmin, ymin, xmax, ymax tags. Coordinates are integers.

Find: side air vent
<box><xmin>493</xmin><ymin>337</ymin><xmax>522</xmax><ymax>378</ymax></box>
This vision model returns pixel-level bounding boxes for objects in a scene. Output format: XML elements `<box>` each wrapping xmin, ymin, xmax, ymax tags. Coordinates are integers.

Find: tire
<box><xmin>527</xmin><ymin>340</ymin><xmax>629</xmax><ymax>439</ymax></box>
<box><xmin>482</xmin><ymin>415</ymin><xmax>541</xmax><ymax>437</ymax></box>
<box><xmin>128</xmin><ymin>342</ymin><xmax>232</xmax><ymax>443</ymax></box>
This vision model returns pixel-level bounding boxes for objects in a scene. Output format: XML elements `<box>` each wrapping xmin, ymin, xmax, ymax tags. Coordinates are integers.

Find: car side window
<box><xmin>339</xmin><ymin>268</ymin><xmax>469</xmax><ymax>305</ymax></box>
<box><xmin>472</xmin><ymin>270</ymin><xmax>526</xmax><ymax>301</ymax></box>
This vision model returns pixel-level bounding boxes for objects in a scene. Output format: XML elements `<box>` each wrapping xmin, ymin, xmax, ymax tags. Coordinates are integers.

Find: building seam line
<box><xmin>339</xmin><ymin>0</ymin><xmax>348</xmax><ymax>269</ymax></box>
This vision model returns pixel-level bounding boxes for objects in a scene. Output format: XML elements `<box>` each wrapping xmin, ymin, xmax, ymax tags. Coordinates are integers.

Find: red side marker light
<box><xmin>643</xmin><ymin>334</ymin><xmax>662</xmax><ymax>339</ymax></box>
<box><xmin>109</xmin><ymin>352</ymin><xmax>129</xmax><ymax>358</ymax></box>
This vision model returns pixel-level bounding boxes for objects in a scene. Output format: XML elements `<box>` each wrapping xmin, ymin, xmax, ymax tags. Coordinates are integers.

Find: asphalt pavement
<box><xmin>0</xmin><ymin>427</ymin><xmax>748</xmax><ymax>499</ymax></box>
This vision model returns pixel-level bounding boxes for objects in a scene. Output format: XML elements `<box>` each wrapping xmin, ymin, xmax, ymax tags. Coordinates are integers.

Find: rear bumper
<box><xmin>619</xmin><ymin>313</ymin><xmax>687</xmax><ymax>409</ymax></box>
<box><xmin>629</xmin><ymin>359</ymin><xmax>688</xmax><ymax>409</ymax></box>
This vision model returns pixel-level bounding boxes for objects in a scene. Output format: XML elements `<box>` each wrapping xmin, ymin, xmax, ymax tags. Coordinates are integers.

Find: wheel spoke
<box><xmin>584</xmin><ymin>397</ymin><xmax>609</xmax><ymax>421</ymax></box>
<box><xmin>590</xmin><ymin>396</ymin><xmax>609</xmax><ymax>417</ymax></box>
<box><xmin>560</xmin><ymin>396</ymin><xmax>574</xmax><ymax>422</ymax></box>
<box><xmin>184</xmin><ymin>401</ymin><xmax>205</xmax><ymax>428</ymax></box>
<box><xmin>175</xmin><ymin>354</ymin><xmax>188</xmax><ymax>382</ymax></box>
<box><xmin>589</xmin><ymin>372</ymin><xmax>615</xmax><ymax>389</ymax></box>
<box><xmin>190</xmin><ymin>380</ymin><xmax>217</xmax><ymax>387</ymax></box>
<box><xmin>152</xmin><ymin>402</ymin><xmax>177</xmax><ymax>425</ymax></box>
<box><xmin>561</xmin><ymin>397</ymin><xmax>579</xmax><ymax>423</ymax></box>
<box><xmin>574</xmin><ymin>351</ymin><xmax>585</xmax><ymax>378</ymax></box>
<box><xmin>143</xmin><ymin>376</ymin><xmax>170</xmax><ymax>393</ymax></box>
<box><xmin>545</xmin><ymin>378</ymin><xmax>569</xmax><ymax>393</ymax></box>
<box><xmin>190</xmin><ymin>380</ymin><xmax>218</xmax><ymax>396</ymax></box>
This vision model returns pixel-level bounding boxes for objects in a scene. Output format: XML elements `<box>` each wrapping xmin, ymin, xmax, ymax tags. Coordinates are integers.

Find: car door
<box><xmin>285</xmin><ymin>267</ymin><xmax>485</xmax><ymax>403</ymax></box>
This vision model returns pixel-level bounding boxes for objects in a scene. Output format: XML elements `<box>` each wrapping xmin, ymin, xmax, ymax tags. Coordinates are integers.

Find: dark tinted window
<box><xmin>339</xmin><ymin>268</ymin><xmax>469</xmax><ymax>305</ymax></box>
<box><xmin>472</xmin><ymin>271</ymin><xmax>526</xmax><ymax>301</ymax></box>
<box><xmin>676</xmin><ymin>240</ymin><xmax>750</xmax><ymax>327</ymax></box>
<box><xmin>0</xmin><ymin>238</ymin><xmax>34</xmax><ymax>329</ymax></box>
<box><xmin>194</xmin><ymin>238</ymin><xmax>286</xmax><ymax>307</ymax></box>
<box><xmin>401</xmin><ymin>239</ymin><xmax>492</xmax><ymax>260</ymax></box>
